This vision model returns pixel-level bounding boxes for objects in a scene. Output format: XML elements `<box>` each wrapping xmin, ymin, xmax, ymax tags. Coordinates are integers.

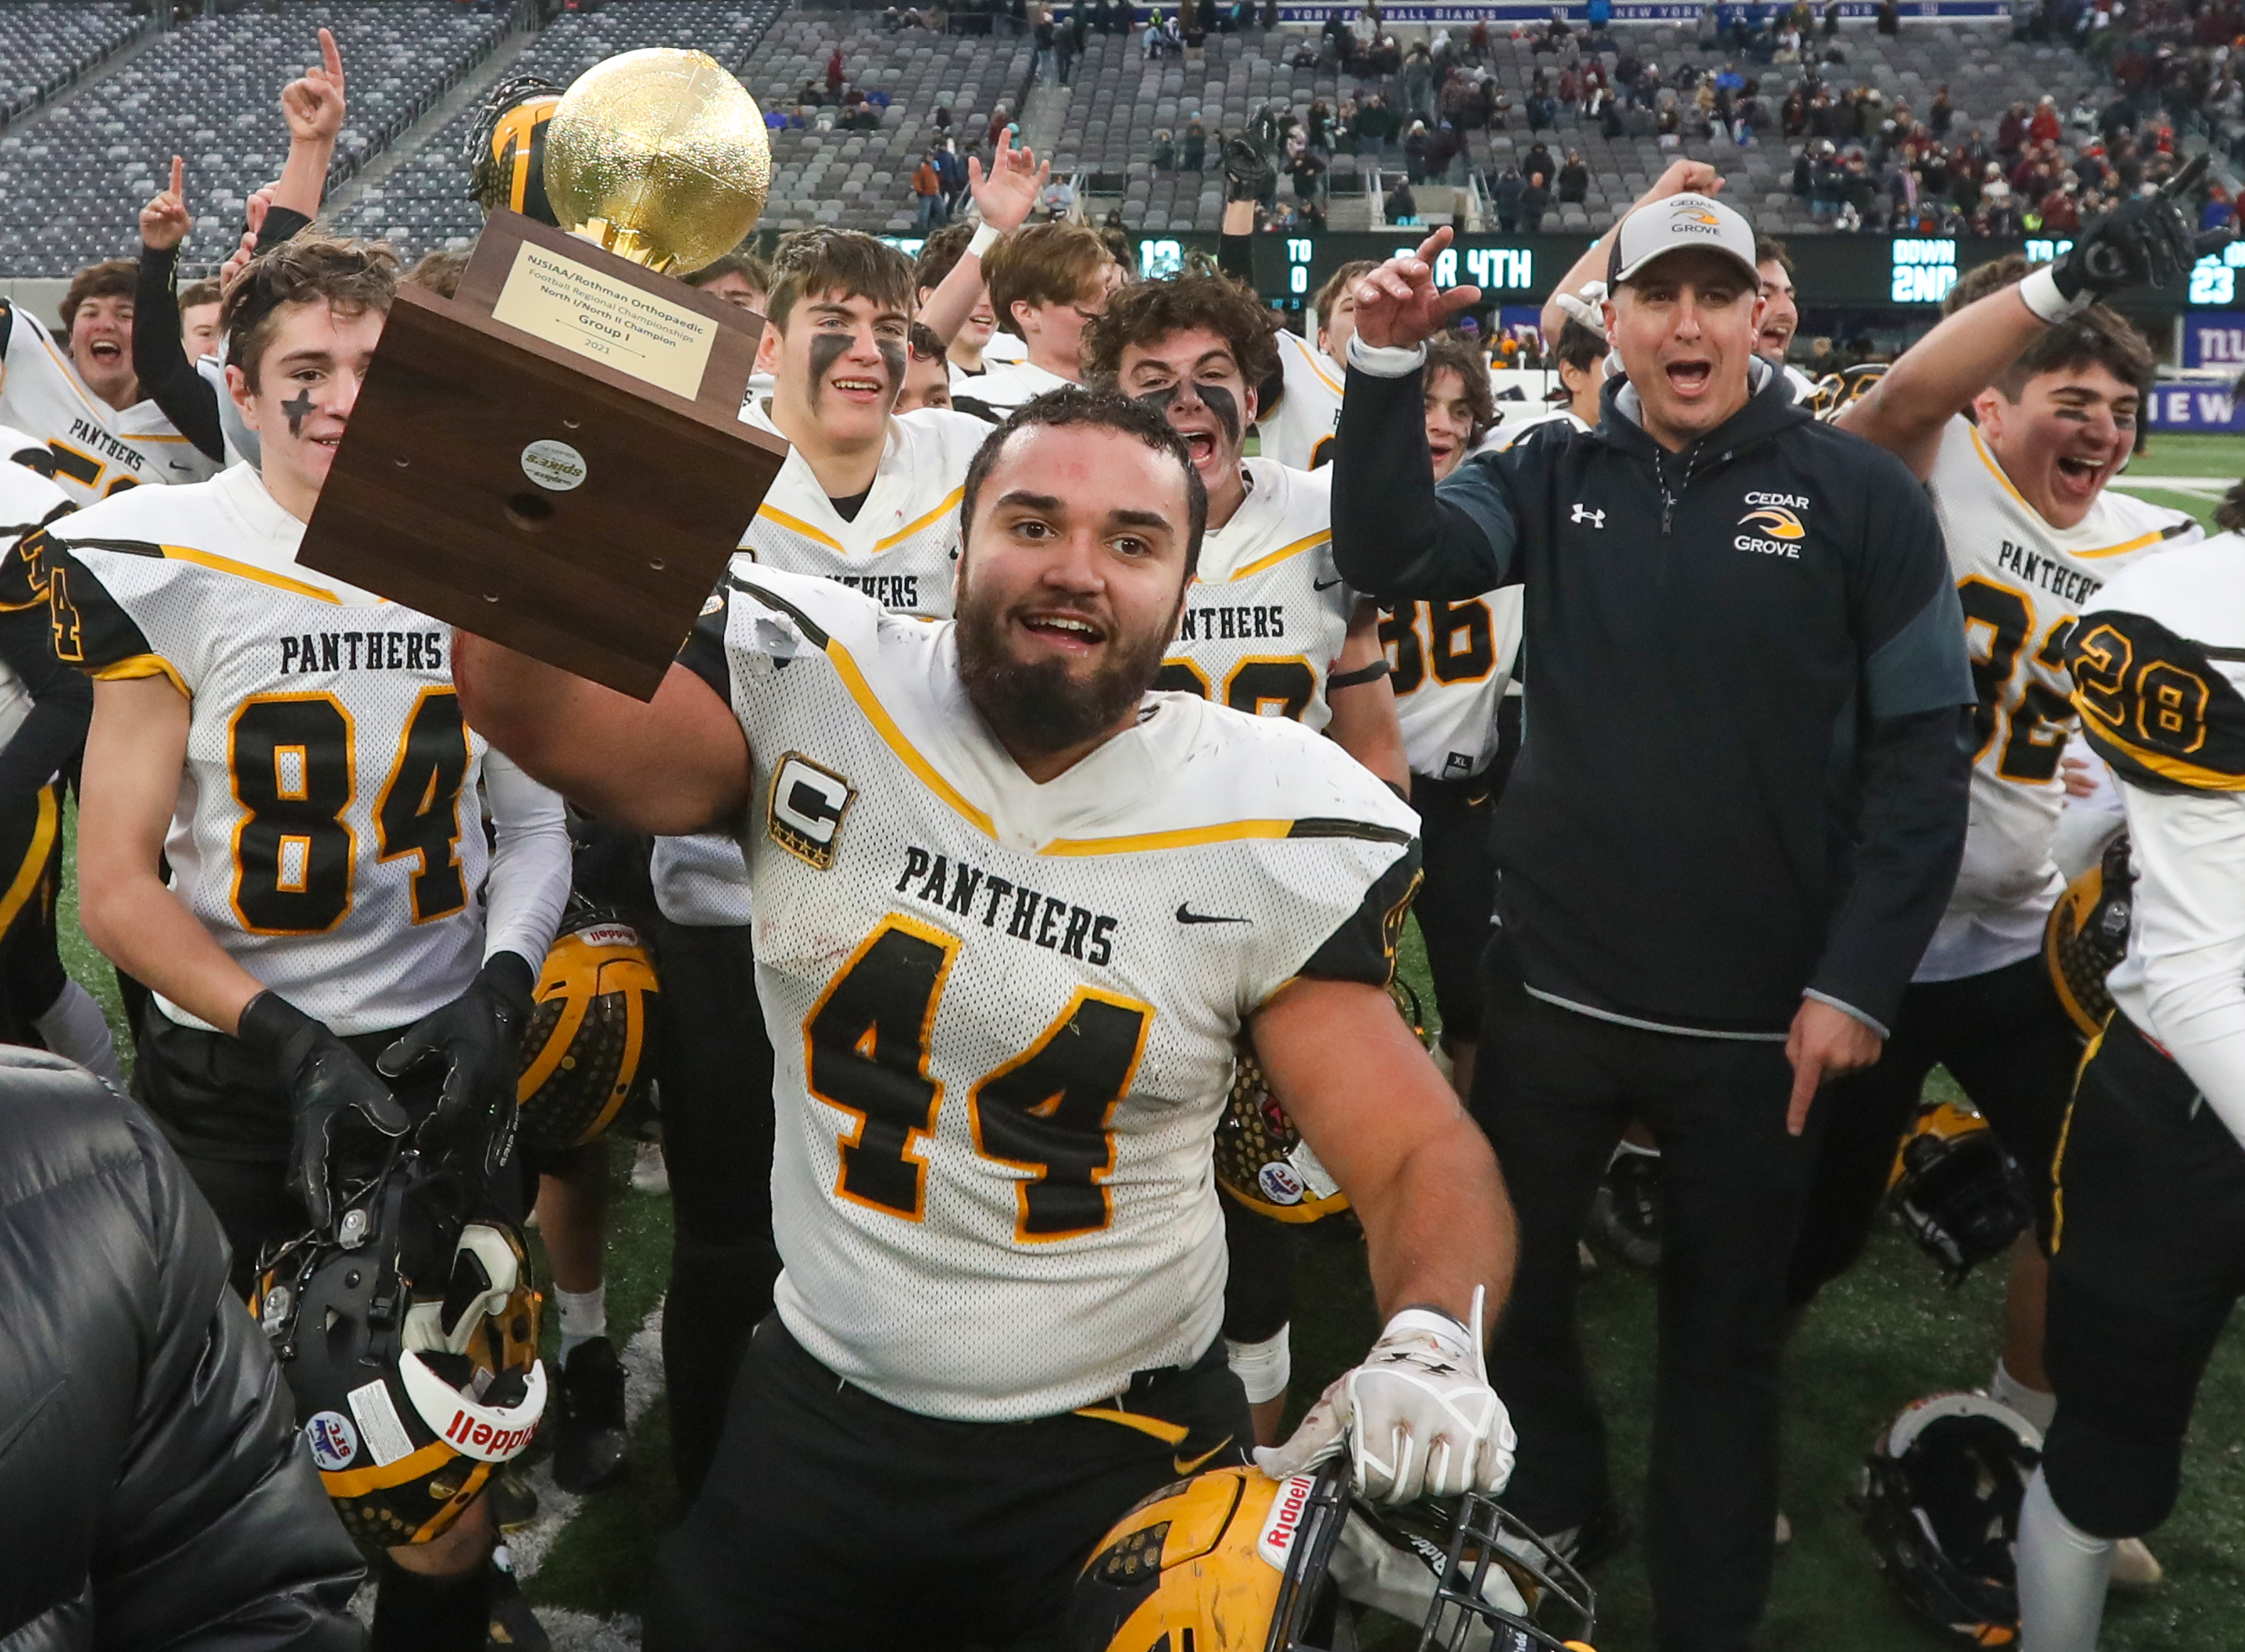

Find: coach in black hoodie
<box><xmin>1331</xmin><ymin>191</ymin><xmax>1972</xmax><ymax>1652</ymax></box>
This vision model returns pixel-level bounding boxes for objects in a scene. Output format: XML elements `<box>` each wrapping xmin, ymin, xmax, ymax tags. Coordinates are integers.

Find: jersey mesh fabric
<box><xmin>1162</xmin><ymin>457</ymin><xmax>1352</xmax><ymax>736</ymax></box>
<box><xmin>39</xmin><ymin>465</ymin><xmax>506</xmax><ymax>1032</ymax></box>
<box><xmin>1918</xmin><ymin>416</ymin><xmax>2199</xmax><ymax>982</ymax></box>
<box><xmin>652</xmin><ymin>405</ymin><xmax>985</xmax><ymax>926</ymax></box>
<box><xmin>1256</xmin><ymin>332</ymin><xmax>1346</xmax><ymax>472</ymax></box>
<box><xmin>0</xmin><ymin>301</ymin><xmax>218</xmax><ymax>506</ymax></box>
<box><xmin>702</xmin><ymin>568</ymin><xmax>1418</xmax><ymax>1419</ymax></box>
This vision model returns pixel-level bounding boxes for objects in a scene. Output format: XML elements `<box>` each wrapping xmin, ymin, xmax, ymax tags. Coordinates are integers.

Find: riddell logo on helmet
<box><xmin>1256</xmin><ymin>1472</ymin><xmax>1319</xmax><ymax>1569</ymax></box>
<box><xmin>443</xmin><ymin>1408</ymin><xmax>538</xmax><ymax>1460</ymax></box>
<box><xmin>580</xmin><ymin>923</ymin><xmax>638</xmax><ymax>948</ymax></box>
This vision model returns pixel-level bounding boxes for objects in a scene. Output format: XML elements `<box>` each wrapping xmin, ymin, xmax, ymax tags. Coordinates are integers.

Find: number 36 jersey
<box><xmin>1918</xmin><ymin>416</ymin><xmax>2198</xmax><ymax>979</ymax></box>
<box><xmin>26</xmin><ymin>464</ymin><xmax>559</xmax><ymax>1033</ymax></box>
<box><xmin>684</xmin><ymin>569</ymin><xmax>1420</xmax><ymax>1422</ymax></box>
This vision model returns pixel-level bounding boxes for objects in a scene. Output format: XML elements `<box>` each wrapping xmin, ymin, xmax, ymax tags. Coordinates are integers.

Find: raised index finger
<box><xmin>318</xmin><ymin>25</ymin><xmax>343</xmax><ymax>81</ymax></box>
<box><xmin>169</xmin><ymin>154</ymin><xmax>184</xmax><ymax>197</ymax></box>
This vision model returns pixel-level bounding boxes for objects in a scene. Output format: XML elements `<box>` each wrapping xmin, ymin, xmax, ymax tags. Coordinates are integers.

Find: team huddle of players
<box><xmin>3</xmin><ymin>29</ymin><xmax>2244</xmax><ymax>1652</ymax></box>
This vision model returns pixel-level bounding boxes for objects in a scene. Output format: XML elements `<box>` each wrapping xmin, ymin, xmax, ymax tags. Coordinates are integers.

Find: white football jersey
<box><xmin>1915</xmin><ymin>416</ymin><xmax>2199</xmax><ymax>981</ymax></box>
<box><xmin>653</xmin><ymin>404</ymin><xmax>988</xmax><ymax>927</ymax></box>
<box><xmin>684</xmin><ymin>568</ymin><xmax>1419</xmax><ymax>1421</ymax></box>
<box><xmin>1256</xmin><ymin>330</ymin><xmax>1346</xmax><ymax>472</ymax></box>
<box><xmin>34</xmin><ymin>464</ymin><xmax>564</xmax><ymax>1033</ymax></box>
<box><xmin>0</xmin><ymin>299</ymin><xmax>218</xmax><ymax>506</ymax></box>
<box><xmin>953</xmin><ymin>357</ymin><xmax>1074</xmax><ymax>422</ymax></box>
<box><xmin>1158</xmin><ymin>458</ymin><xmax>1354</xmax><ymax>736</ymax></box>
<box><xmin>0</xmin><ymin>434</ymin><xmax>72</xmax><ymax>756</ymax></box>
<box><xmin>2075</xmin><ymin>536</ymin><xmax>2245</xmax><ymax>1135</ymax></box>
<box><xmin>947</xmin><ymin>329</ymin><xmax>1031</xmax><ymax>395</ymax></box>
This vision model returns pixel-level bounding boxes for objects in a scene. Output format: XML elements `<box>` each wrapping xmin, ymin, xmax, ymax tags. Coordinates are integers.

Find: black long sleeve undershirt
<box><xmin>0</xmin><ymin>602</ymin><xmax>90</xmax><ymax>796</ymax></box>
<box><xmin>133</xmin><ymin>206</ymin><xmax>317</xmax><ymax>467</ymax></box>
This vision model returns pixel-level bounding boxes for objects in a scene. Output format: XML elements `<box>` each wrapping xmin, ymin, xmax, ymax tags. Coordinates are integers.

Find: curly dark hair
<box><xmin>221</xmin><ymin>234</ymin><xmax>399</xmax><ymax>391</ymax></box>
<box><xmin>961</xmin><ymin>386</ymin><xmax>1209</xmax><ymax>577</ymax></box>
<box><xmin>1078</xmin><ymin>271</ymin><xmax>1282</xmax><ymax>398</ymax></box>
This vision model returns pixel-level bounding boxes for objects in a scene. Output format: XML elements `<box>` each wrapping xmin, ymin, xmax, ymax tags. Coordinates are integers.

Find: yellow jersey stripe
<box><xmin>874</xmin><ymin>485</ymin><xmax>965</xmax><ymax>553</ymax></box>
<box><xmin>822</xmin><ymin>636</ymin><xmax>999</xmax><ymax>837</ymax></box>
<box><xmin>160</xmin><ymin>545</ymin><xmax>349</xmax><ymax>603</ymax></box>
<box><xmin>2071</xmin><ymin>527</ymin><xmax>2170</xmax><ymax>562</ymax></box>
<box><xmin>755</xmin><ymin>506</ymin><xmax>847</xmax><ymax>553</ymax></box>
<box><xmin>1287</xmin><ymin>332</ymin><xmax>1345</xmax><ymax>396</ymax></box>
<box><xmin>1041</xmin><ymin>820</ymin><xmax>1298</xmax><ymax>857</ymax></box>
<box><xmin>91</xmin><ymin>653</ymin><xmax>191</xmax><ymax>700</ymax></box>
<box><xmin>0</xmin><ymin>784</ymin><xmax>60</xmax><ymax>938</ymax></box>
<box><xmin>2080</xmin><ymin>719</ymin><xmax>2245</xmax><ymax>790</ymax></box>
<box><xmin>1221</xmin><ymin>531</ymin><xmax>1330</xmax><ymax>584</ymax></box>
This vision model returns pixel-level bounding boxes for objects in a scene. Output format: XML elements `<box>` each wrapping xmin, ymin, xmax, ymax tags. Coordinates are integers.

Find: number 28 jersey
<box><xmin>29</xmin><ymin>464</ymin><xmax>547</xmax><ymax>1033</ymax></box>
<box><xmin>1919</xmin><ymin>416</ymin><xmax>2198</xmax><ymax>979</ymax></box>
<box><xmin>685</xmin><ymin>569</ymin><xmax>1420</xmax><ymax>1421</ymax></box>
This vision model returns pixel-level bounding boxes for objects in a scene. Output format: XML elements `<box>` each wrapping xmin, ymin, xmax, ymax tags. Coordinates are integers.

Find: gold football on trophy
<box><xmin>543</xmin><ymin>48</ymin><xmax>771</xmax><ymax>275</ymax></box>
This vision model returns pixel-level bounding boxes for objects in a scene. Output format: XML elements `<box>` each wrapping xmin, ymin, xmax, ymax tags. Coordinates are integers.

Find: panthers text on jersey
<box><xmin>1256</xmin><ymin>330</ymin><xmax>1346</xmax><ymax>472</ymax></box>
<box><xmin>0</xmin><ymin>298</ymin><xmax>218</xmax><ymax>506</ymax></box>
<box><xmin>653</xmin><ymin>402</ymin><xmax>990</xmax><ymax>927</ymax></box>
<box><xmin>1917</xmin><ymin>414</ymin><xmax>2198</xmax><ymax>981</ymax></box>
<box><xmin>1155</xmin><ymin>458</ymin><xmax>1356</xmax><ymax>737</ymax></box>
<box><xmin>681</xmin><ymin>568</ymin><xmax>1420</xmax><ymax>1421</ymax></box>
<box><xmin>26</xmin><ymin>464</ymin><xmax>567</xmax><ymax>1034</ymax></box>
<box><xmin>2072</xmin><ymin>534</ymin><xmax>2245</xmax><ymax>1133</ymax></box>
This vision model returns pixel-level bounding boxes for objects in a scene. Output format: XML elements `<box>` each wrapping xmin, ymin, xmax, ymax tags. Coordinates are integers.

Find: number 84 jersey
<box><xmin>27</xmin><ymin>465</ymin><xmax>520</xmax><ymax>1033</ymax></box>
<box><xmin>1927</xmin><ymin>417</ymin><xmax>2196</xmax><ymax>949</ymax></box>
<box><xmin>688</xmin><ymin>569</ymin><xmax>1420</xmax><ymax>1423</ymax></box>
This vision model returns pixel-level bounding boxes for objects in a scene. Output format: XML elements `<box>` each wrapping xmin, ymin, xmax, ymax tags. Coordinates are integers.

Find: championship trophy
<box><xmin>298</xmin><ymin>49</ymin><xmax>787</xmax><ymax>700</ymax></box>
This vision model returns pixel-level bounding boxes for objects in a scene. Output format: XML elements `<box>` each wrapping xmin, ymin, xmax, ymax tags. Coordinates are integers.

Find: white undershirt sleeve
<box><xmin>2117</xmin><ymin>779</ymin><xmax>2245</xmax><ymax>1147</ymax></box>
<box><xmin>480</xmin><ymin>750</ymin><xmax>572</xmax><ymax>968</ymax></box>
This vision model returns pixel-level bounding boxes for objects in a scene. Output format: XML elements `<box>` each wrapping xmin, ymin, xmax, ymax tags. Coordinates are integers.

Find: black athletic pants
<box><xmin>652</xmin><ymin>915</ymin><xmax>783</xmax><ymax>1507</ymax></box>
<box><xmin>1471</xmin><ymin>931</ymin><xmax>1821</xmax><ymax>1652</ymax></box>
<box><xmin>2044</xmin><ymin>1014</ymin><xmax>2245</xmax><ymax>1538</ymax></box>
<box><xmin>646</xmin><ymin>1316</ymin><xmax>1251</xmax><ymax>1650</ymax></box>
<box><xmin>1786</xmin><ymin>952</ymin><xmax>2079</xmax><ymax>1308</ymax></box>
<box><xmin>1409</xmin><ymin>769</ymin><xmax>1498</xmax><ymax>1050</ymax></box>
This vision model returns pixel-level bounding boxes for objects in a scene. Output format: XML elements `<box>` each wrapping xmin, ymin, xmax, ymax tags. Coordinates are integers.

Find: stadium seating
<box><xmin>0</xmin><ymin>1</ymin><xmax>512</xmax><ymax>276</ymax></box>
<box><xmin>1458</xmin><ymin>22</ymin><xmax>2112</xmax><ymax>234</ymax></box>
<box><xmin>331</xmin><ymin>0</ymin><xmax>786</xmax><ymax>265</ymax></box>
<box><xmin>742</xmin><ymin>13</ymin><xmax>1035</xmax><ymax>233</ymax></box>
<box><xmin>0</xmin><ymin>1</ymin><xmax>143</xmax><ymax>130</ymax></box>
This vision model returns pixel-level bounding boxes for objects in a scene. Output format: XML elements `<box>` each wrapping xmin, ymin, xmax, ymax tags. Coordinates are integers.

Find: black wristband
<box><xmin>235</xmin><ymin>989</ymin><xmax>314</xmax><ymax>1057</ymax></box>
<box><xmin>1326</xmin><ymin>658</ymin><xmax>1392</xmax><ymax>691</ymax></box>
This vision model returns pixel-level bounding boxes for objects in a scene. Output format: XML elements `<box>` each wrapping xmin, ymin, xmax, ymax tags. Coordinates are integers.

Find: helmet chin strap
<box><xmin>403</xmin><ymin>1224</ymin><xmax>523</xmax><ymax>1357</ymax></box>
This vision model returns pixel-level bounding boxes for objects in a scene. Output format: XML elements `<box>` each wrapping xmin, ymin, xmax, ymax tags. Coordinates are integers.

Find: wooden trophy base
<box><xmin>300</xmin><ymin>211</ymin><xmax>786</xmax><ymax>700</ymax></box>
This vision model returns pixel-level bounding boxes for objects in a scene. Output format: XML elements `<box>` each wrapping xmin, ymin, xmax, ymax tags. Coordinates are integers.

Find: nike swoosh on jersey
<box><xmin>1313</xmin><ymin>576</ymin><xmax>1344</xmax><ymax>590</ymax></box>
<box><xmin>1172</xmin><ymin>1435</ymin><xmax>1235</xmax><ymax>1476</ymax></box>
<box><xmin>1176</xmin><ymin>905</ymin><xmax>1251</xmax><ymax>925</ymax></box>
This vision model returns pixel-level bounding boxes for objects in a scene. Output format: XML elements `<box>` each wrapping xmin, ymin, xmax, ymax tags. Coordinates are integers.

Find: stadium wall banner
<box><xmin>2180</xmin><ymin>312</ymin><xmax>2245</xmax><ymax>369</ymax></box>
<box><xmin>2144</xmin><ymin>381</ymin><xmax>2245</xmax><ymax>431</ymax></box>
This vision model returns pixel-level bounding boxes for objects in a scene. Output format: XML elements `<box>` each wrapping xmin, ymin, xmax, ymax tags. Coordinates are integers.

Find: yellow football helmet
<box><xmin>515</xmin><ymin>907</ymin><xmax>661</xmax><ymax>1151</ymax></box>
<box><xmin>1215</xmin><ymin>983</ymin><xmax>1431</xmax><ymax>1224</ymax></box>
<box><xmin>1887</xmin><ymin>1103</ymin><xmax>2032</xmax><ymax>1287</ymax></box>
<box><xmin>467</xmin><ymin>75</ymin><xmax>563</xmax><ymax>224</ymax></box>
<box><xmin>1067</xmin><ymin>1462</ymin><xmax>1598</xmax><ymax>1652</ymax></box>
<box><xmin>2044</xmin><ymin>833</ymin><xmax>2132</xmax><ymax>1038</ymax></box>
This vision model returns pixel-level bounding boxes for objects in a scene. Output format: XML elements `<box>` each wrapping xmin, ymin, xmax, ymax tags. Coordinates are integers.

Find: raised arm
<box><xmin>272</xmin><ymin>28</ymin><xmax>345</xmax><ymax>224</ymax></box>
<box><xmin>1537</xmin><ymin>159</ymin><xmax>1721</xmax><ymax>340</ymax></box>
<box><xmin>916</xmin><ymin>130</ymin><xmax>1046</xmax><ymax>346</ymax></box>
<box><xmin>1330</xmin><ymin>228</ymin><xmax>1524</xmax><ymax>602</ymax></box>
<box><xmin>1841</xmin><ymin>186</ymin><xmax>2205</xmax><ymax>479</ymax></box>
<box><xmin>450</xmin><ymin>632</ymin><xmax>752</xmax><ymax>836</ymax></box>
<box><xmin>134</xmin><ymin>158</ymin><xmax>224</xmax><ymax>464</ymax></box>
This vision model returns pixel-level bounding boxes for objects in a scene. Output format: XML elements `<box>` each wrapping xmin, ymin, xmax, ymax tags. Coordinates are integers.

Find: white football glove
<box><xmin>1254</xmin><ymin>1285</ymin><xmax>1515</xmax><ymax>1503</ymax></box>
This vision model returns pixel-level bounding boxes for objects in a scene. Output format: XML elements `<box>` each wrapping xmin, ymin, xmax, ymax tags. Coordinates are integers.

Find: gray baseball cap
<box><xmin>1606</xmin><ymin>192</ymin><xmax>1762</xmax><ymax>288</ymax></box>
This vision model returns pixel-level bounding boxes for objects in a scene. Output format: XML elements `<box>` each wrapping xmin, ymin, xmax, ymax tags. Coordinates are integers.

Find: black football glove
<box><xmin>238</xmin><ymin>990</ymin><xmax>411</xmax><ymax>1230</ymax></box>
<box><xmin>377</xmin><ymin>952</ymin><xmax>538</xmax><ymax>1186</ymax></box>
<box><xmin>2057</xmin><ymin>152</ymin><xmax>2216</xmax><ymax>302</ymax></box>
<box><xmin>1223</xmin><ymin>134</ymin><xmax>1276</xmax><ymax>203</ymax></box>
